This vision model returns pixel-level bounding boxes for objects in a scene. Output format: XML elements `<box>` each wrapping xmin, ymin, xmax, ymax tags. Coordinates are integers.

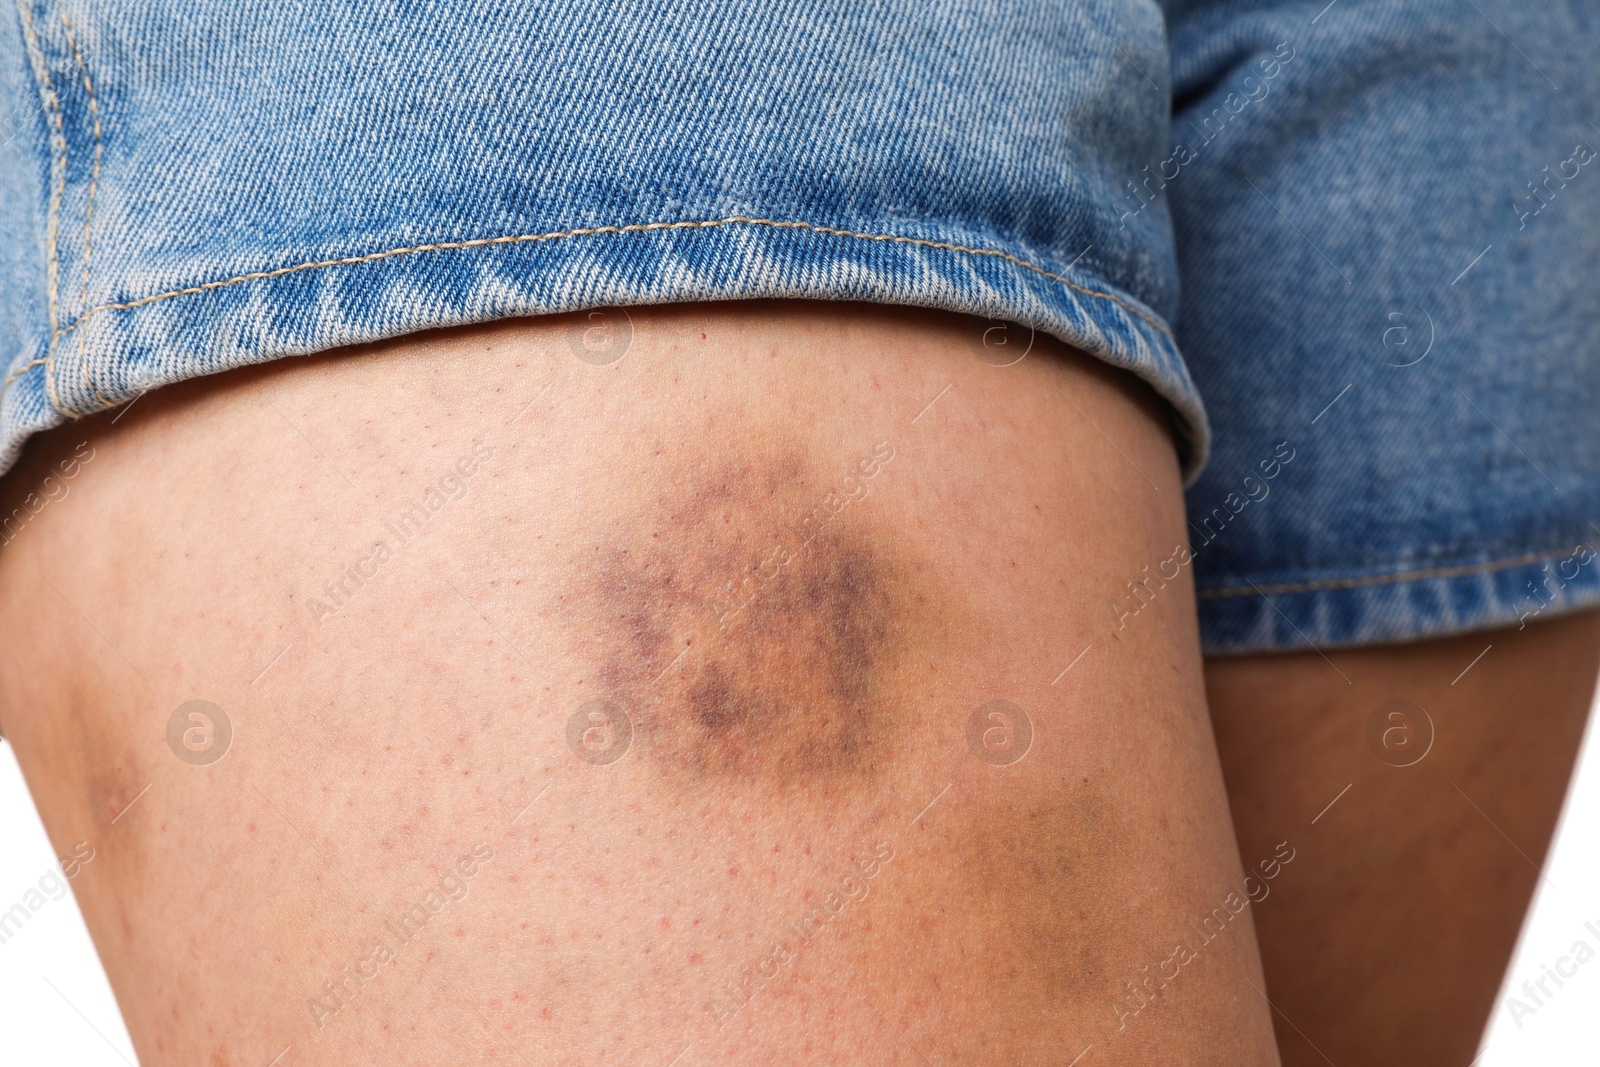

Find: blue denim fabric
<box><xmin>2</xmin><ymin>0</ymin><xmax>1597</xmax><ymax>655</ymax></box>
<box><xmin>0</xmin><ymin>0</ymin><xmax>1199</xmax><ymax>471</ymax></box>
<box><xmin>1163</xmin><ymin>0</ymin><xmax>1600</xmax><ymax>652</ymax></box>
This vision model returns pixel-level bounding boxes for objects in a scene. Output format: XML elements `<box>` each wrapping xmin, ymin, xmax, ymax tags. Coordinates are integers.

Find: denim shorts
<box><xmin>2</xmin><ymin>0</ymin><xmax>1597</xmax><ymax>654</ymax></box>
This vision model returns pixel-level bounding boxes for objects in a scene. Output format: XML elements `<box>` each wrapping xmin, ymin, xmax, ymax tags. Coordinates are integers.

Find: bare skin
<box><xmin>1207</xmin><ymin>611</ymin><xmax>1600</xmax><ymax>1067</ymax></box>
<box><xmin>0</xmin><ymin>303</ymin><xmax>1278</xmax><ymax>1065</ymax></box>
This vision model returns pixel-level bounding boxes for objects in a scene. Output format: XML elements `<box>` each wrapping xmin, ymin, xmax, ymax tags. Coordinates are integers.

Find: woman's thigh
<box><xmin>1207</xmin><ymin>613</ymin><xmax>1600</xmax><ymax>1067</ymax></box>
<box><xmin>0</xmin><ymin>302</ymin><xmax>1277</xmax><ymax>1065</ymax></box>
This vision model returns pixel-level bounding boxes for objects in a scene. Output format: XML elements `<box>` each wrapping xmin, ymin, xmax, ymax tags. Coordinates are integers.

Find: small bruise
<box><xmin>570</xmin><ymin>439</ymin><xmax>936</xmax><ymax>795</ymax></box>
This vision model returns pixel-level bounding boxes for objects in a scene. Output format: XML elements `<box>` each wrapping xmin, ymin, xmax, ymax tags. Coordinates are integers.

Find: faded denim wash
<box><xmin>1</xmin><ymin>0</ymin><xmax>1597</xmax><ymax>654</ymax></box>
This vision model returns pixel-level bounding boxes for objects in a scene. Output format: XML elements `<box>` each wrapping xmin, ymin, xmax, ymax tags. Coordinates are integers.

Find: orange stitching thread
<box><xmin>4</xmin><ymin>218</ymin><xmax>1165</xmax><ymax>408</ymax></box>
<box><xmin>13</xmin><ymin>0</ymin><xmax>71</xmax><ymax>415</ymax></box>
<box><xmin>60</xmin><ymin>10</ymin><xmax>111</xmax><ymax>408</ymax></box>
<box><xmin>2</xmin><ymin>357</ymin><xmax>47</xmax><ymax>389</ymax></box>
<box><xmin>1197</xmin><ymin>541</ymin><xmax>1595</xmax><ymax>600</ymax></box>
<box><xmin>60</xmin><ymin>11</ymin><xmax>96</xmax><ymax>322</ymax></box>
<box><xmin>50</xmin><ymin>216</ymin><xmax>1170</xmax><ymax>340</ymax></box>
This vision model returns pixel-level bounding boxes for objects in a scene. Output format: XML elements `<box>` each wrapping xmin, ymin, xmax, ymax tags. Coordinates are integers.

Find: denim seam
<box><xmin>12</xmin><ymin>0</ymin><xmax>73</xmax><ymax>416</ymax></box>
<box><xmin>0</xmin><ymin>217</ymin><xmax>1173</xmax><ymax>410</ymax></box>
<box><xmin>25</xmin><ymin>213</ymin><xmax>1173</xmax><ymax>349</ymax></box>
<box><xmin>60</xmin><ymin>9</ymin><xmax>110</xmax><ymax>408</ymax></box>
<box><xmin>1196</xmin><ymin>537</ymin><xmax>1600</xmax><ymax>599</ymax></box>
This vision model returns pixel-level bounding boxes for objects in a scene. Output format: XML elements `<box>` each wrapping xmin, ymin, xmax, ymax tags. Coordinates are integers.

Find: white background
<box><xmin>2</xmin><ymin>681</ymin><xmax>1598</xmax><ymax>1064</ymax></box>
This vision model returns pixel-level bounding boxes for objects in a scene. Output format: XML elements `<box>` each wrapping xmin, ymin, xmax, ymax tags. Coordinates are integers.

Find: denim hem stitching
<box><xmin>56</xmin><ymin>217</ymin><xmax>1172</xmax><ymax>340</ymax></box>
<box><xmin>13</xmin><ymin>0</ymin><xmax>73</xmax><ymax>415</ymax></box>
<box><xmin>0</xmin><ymin>214</ymin><xmax>1175</xmax><ymax>407</ymax></box>
<box><xmin>60</xmin><ymin>9</ymin><xmax>110</xmax><ymax>409</ymax></box>
<box><xmin>1197</xmin><ymin>537</ymin><xmax>1600</xmax><ymax>600</ymax></box>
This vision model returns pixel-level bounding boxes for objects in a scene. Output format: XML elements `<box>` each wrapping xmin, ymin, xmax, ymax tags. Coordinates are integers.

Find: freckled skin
<box><xmin>0</xmin><ymin>306</ymin><xmax>1290</xmax><ymax>1064</ymax></box>
<box><xmin>571</xmin><ymin>445</ymin><xmax>933</xmax><ymax>795</ymax></box>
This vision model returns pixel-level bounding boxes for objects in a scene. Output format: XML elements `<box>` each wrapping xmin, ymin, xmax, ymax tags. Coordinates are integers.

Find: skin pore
<box><xmin>562</xmin><ymin>434</ymin><xmax>962</xmax><ymax>799</ymax></box>
<box><xmin>2</xmin><ymin>300</ymin><xmax>1595</xmax><ymax>1066</ymax></box>
<box><xmin>1208</xmin><ymin>611</ymin><xmax>1600</xmax><ymax>1067</ymax></box>
<box><xmin>0</xmin><ymin>302</ymin><xmax>1278</xmax><ymax>1064</ymax></box>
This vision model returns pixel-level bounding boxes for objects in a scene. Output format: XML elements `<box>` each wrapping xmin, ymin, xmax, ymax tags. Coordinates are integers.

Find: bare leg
<box><xmin>1206</xmin><ymin>612</ymin><xmax>1600</xmax><ymax>1066</ymax></box>
<box><xmin>0</xmin><ymin>302</ymin><xmax>1277</xmax><ymax>1064</ymax></box>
